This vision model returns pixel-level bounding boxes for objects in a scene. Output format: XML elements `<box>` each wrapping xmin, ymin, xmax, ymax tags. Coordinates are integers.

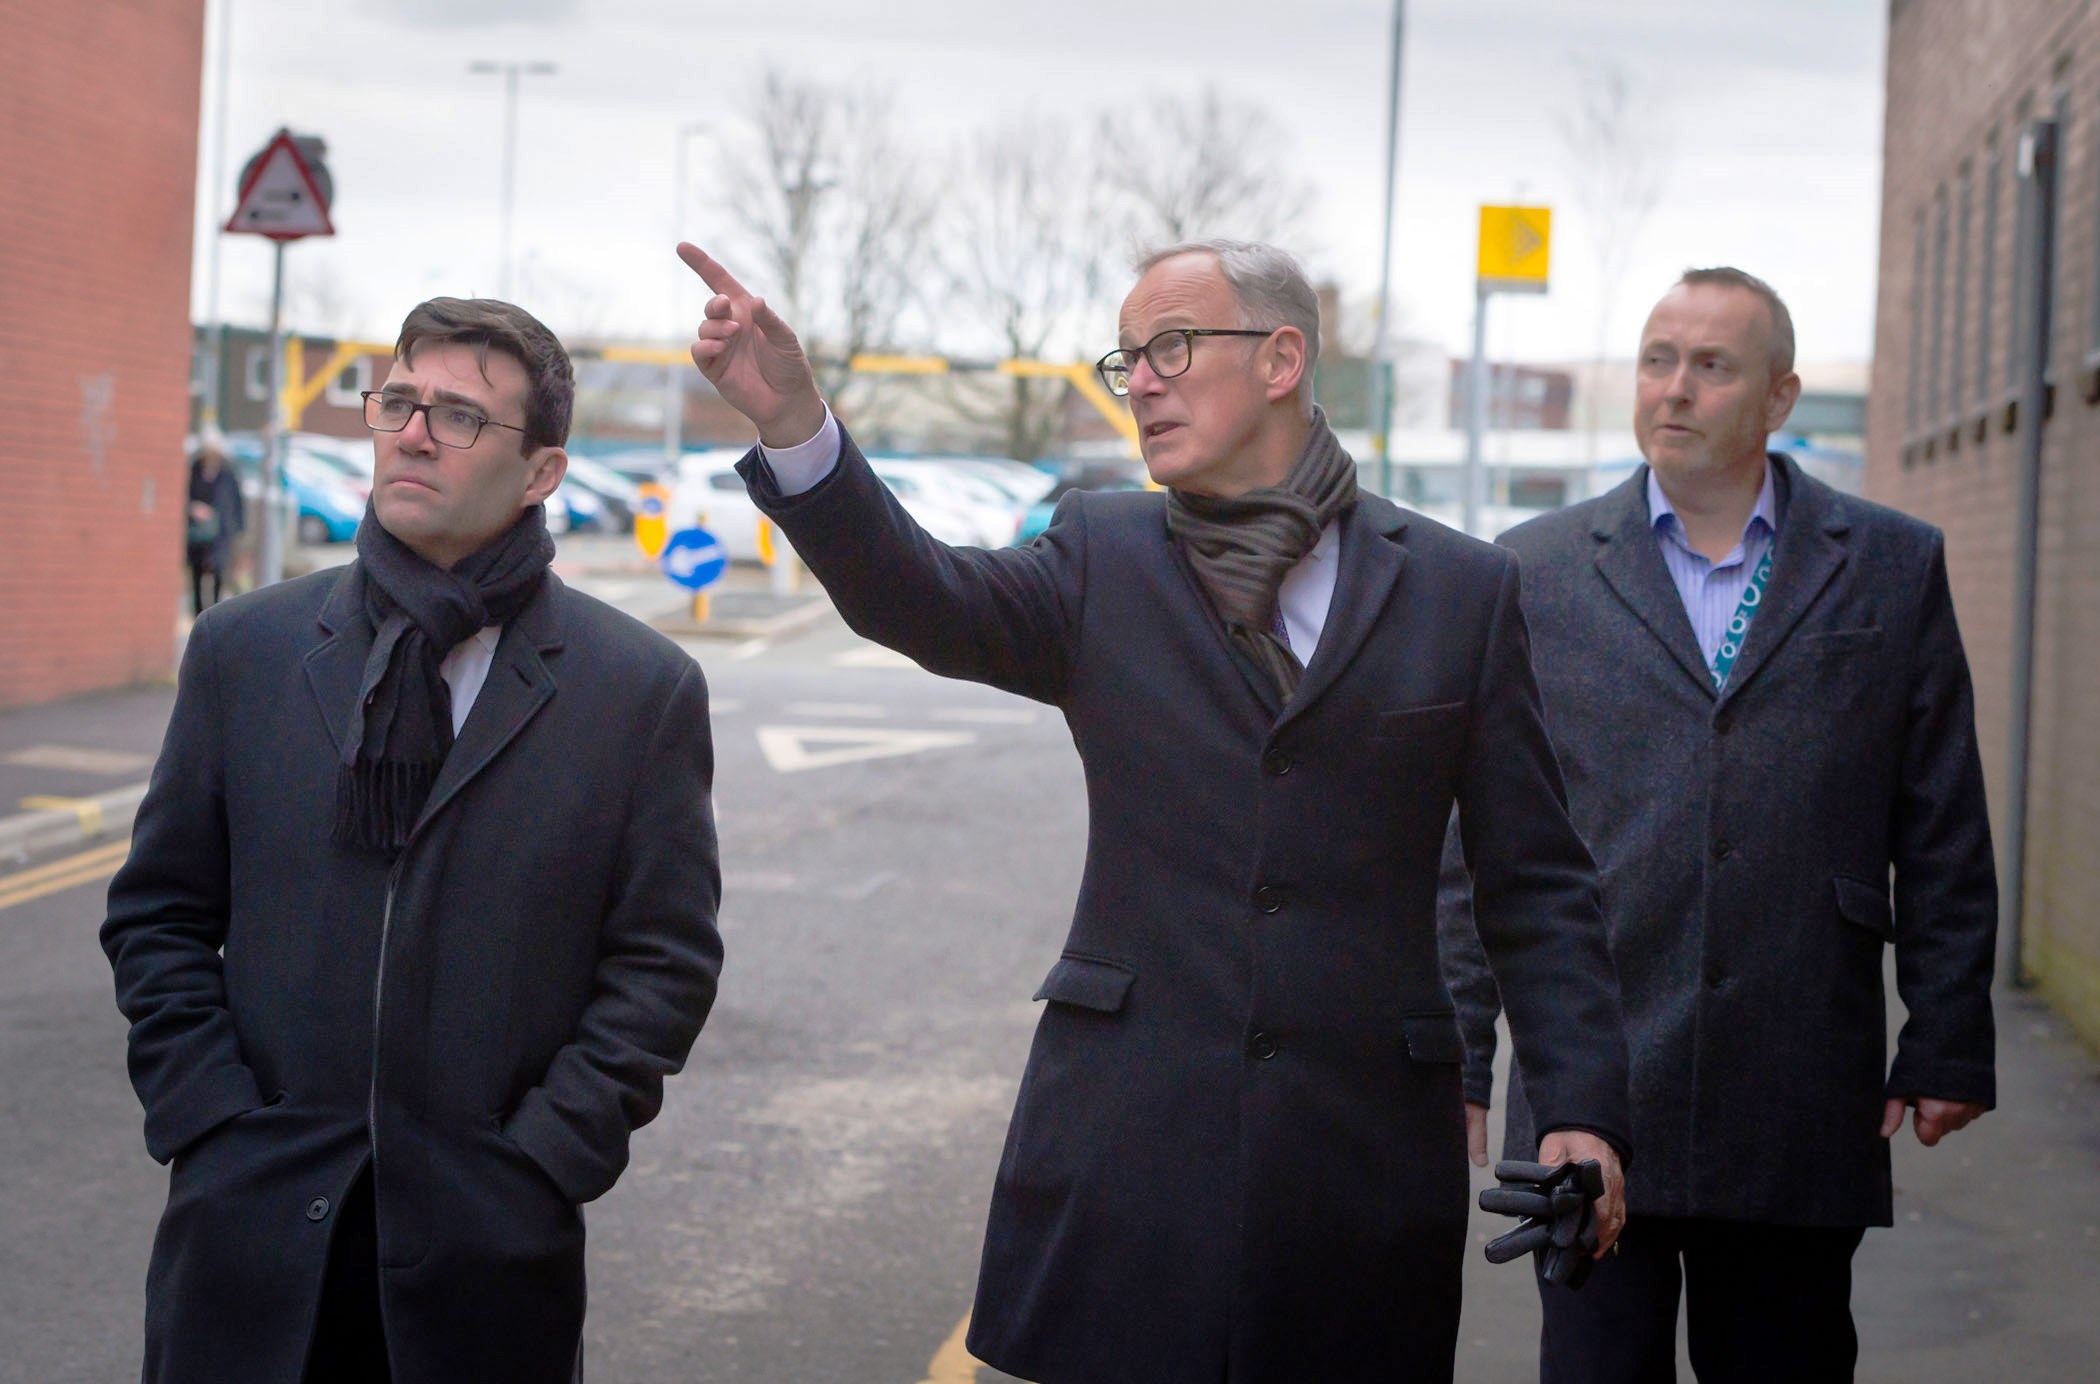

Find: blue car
<box><xmin>223</xmin><ymin>435</ymin><xmax>366</xmax><ymax>544</ymax></box>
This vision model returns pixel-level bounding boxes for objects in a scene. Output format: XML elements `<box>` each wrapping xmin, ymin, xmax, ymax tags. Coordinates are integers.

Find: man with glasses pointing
<box><xmin>680</xmin><ymin>237</ymin><xmax>1631</xmax><ymax>1383</ymax></box>
<box><xmin>104</xmin><ymin>297</ymin><xmax>722</xmax><ymax>1382</ymax></box>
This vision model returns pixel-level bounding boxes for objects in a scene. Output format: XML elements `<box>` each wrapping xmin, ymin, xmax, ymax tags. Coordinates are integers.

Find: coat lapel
<box><xmin>413</xmin><ymin>574</ymin><xmax>565</xmax><ymax>834</ymax></box>
<box><xmin>1162</xmin><ymin>509</ymin><xmax>1285</xmax><ymax>716</ymax></box>
<box><xmin>1275</xmin><ymin>496</ymin><xmax>1409</xmax><ymax>733</ymax></box>
<box><xmin>1714</xmin><ymin>454</ymin><xmax>1850</xmax><ymax>704</ymax></box>
<box><xmin>303</xmin><ymin>565</ymin><xmax>375</xmax><ymax>756</ymax></box>
<box><xmin>1590</xmin><ymin>468</ymin><xmax>1715</xmax><ymax>698</ymax></box>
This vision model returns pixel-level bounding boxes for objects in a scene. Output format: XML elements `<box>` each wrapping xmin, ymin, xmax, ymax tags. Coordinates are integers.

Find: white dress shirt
<box><xmin>760</xmin><ymin>408</ymin><xmax>1342</xmax><ymax>662</ymax></box>
<box><xmin>438</xmin><ymin>625</ymin><xmax>503</xmax><ymax>736</ymax></box>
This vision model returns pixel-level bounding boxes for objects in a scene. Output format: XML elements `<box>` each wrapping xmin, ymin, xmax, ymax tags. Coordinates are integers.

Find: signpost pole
<box><xmin>261</xmin><ymin>238</ymin><xmax>288</xmax><ymax>587</ymax></box>
<box><xmin>1463</xmin><ymin>280</ymin><xmax>1489</xmax><ymax>538</ymax></box>
<box><xmin>224</xmin><ymin>126</ymin><xmax>336</xmax><ymax>588</ymax></box>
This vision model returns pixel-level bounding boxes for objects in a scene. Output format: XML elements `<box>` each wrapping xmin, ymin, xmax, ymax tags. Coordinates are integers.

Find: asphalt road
<box><xmin>2</xmin><ymin>568</ymin><xmax>2097</xmax><ymax>1381</ymax></box>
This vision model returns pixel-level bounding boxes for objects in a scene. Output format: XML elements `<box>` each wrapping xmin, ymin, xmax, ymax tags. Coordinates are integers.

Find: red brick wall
<box><xmin>1871</xmin><ymin>0</ymin><xmax>2100</xmax><ymax>1045</ymax></box>
<box><xmin>0</xmin><ymin>0</ymin><xmax>206</xmax><ymax>708</ymax></box>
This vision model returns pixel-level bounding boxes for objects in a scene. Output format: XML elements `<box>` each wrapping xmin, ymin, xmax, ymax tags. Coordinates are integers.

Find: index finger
<box><xmin>676</xmin><ymin>242</ymin><xmax>749</xmax><ymax>299</ymax></box>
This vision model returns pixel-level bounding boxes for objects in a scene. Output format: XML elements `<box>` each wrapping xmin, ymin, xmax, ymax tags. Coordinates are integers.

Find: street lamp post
<box><xmin>467</xmin><ymin>60</ymin><xmax>557</xmax><ymax>300</ymax></box>
<box><xmin>1367</xmin><ymin>0</ymin><xmax>1407</xmax><ymax>498</ymax></box>
<box><xmin>667</xmin><ymin>122</ymin><xmax>710</xmax><ymax>466</ymax></box>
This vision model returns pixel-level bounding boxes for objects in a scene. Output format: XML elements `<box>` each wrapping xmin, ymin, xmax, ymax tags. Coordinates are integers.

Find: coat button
<box><xmin>1250</xmin><ymin>1032</ymin><xmax>1279</xmax><ymax>1060</ymax></box>
<box><xmin>1713</xmin><ymin>838</ymin><xmax>1733</xmax><ymax>860</ymax></box>
<box><xmin>1704</xmin><ymin>963</ymin><xmax>1726</xmax><ymax>988</ymax></box>
<box><xmin>1263</xmin><ymin>749</ymin><xmax>1293</xmax><ymax>776</ymax></box>
<box><xmin>306</xmin><ymin>1196</ymin><xmax>331</xmax><ymax>1222</ymax></box>
<box><xmin>1253</xmin><ymin>885</ymin><xmax>1284</xmax><ymax>914</ymax></box>
<box><xmin>1713</xmin><ymin>709</ymin><xmax>1734</xmax><ymax>735</ymax></box>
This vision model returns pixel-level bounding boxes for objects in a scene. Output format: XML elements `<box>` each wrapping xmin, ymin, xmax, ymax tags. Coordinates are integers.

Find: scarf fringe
<box><xmin>333</xmin><ymin>757</ymin><xmax>440</xmax><ymax>853</ymax></box>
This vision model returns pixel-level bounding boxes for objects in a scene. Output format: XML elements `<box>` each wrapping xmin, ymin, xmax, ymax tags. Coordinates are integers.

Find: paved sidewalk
<box><xmin>1455</xmin><ymin>981</ymin><xmax>2100</xmax><ymax>1380</ymax></box>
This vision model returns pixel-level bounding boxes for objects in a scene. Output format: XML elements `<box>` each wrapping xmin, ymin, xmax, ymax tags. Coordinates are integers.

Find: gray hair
<box><xmin>1135</xmin><ymin>239</ymin><xmax>1322</xmax><ymax>386</ymax></box>
<box><xmin>1677</xmin><ymin>266</ymin><xmax>1796</xmax><ymax>378</ymax></box>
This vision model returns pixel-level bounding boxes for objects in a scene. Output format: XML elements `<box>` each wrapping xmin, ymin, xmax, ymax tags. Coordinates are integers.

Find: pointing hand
<box><xmin>676</xmin><ymin>242</ymin><xmax>828</xmax><ymax>448</ymax></box>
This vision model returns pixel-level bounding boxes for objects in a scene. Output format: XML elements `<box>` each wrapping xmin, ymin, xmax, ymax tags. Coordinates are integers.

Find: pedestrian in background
<box><xmin>185</xmin><ymin>436</ymin><xmax>243</xmax><ymax>612</ymax></box>
<box><xmin>1442</xmin><ymin>267</ymin><xmax>1997</xmax><ymax>1383</ymax></box>
<box><xmin>105</xmin><ymin>297</ymin><xmax>723</xmax><ymax>1383</ymax></box>
<box><xmin>679</xmin><ymin>237</ymin><xmax>1630</xmax><ymax>1384</ymax></box>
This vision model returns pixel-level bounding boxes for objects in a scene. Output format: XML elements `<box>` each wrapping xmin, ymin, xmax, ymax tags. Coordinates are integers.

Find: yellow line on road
<box><xmin>0</xmin><ymin>840</ymin><xmax>130</xmax><ymax>912</ymax></box>
<box><xmin>19</xmin><ymin>793</ymin><xmax>105</xmax><ymax>835</ymax></box>
<box><xmin>917</xmin><ymin>1311</ymin><xmax>978</xmax><ymax>1384</ymax></box>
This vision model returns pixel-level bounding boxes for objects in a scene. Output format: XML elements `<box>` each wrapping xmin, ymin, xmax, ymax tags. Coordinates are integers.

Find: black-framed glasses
<box><xmin>361</xmin><ymin>391</ymin><xmax>528</xmax><ymax>449</ymax></box>
<box><xmin>1095</xmin><ymin>328</ymin><xmax>1276</xmax><ymax>397</ymax></box>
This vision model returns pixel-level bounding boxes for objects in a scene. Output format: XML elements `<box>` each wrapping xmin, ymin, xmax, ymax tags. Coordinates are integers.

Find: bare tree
<box><xmin>1559</xmin><ymin>60</ymin><xmax>1670</xmax><ymax>452</ymax></box>
<box><xmin>1098</xmin><ymin>87</ymin><xmax>1316</xmax><ymax>254</ymax></box>
<box><xmin>937</xmin><ymin>117</ymin><xmax>1113</xmax><ymax>461</ymax></box>
<box><xmin>713</xmin><ymin>68</ymin><xmax>937</xmax><ymax>416</ymax></box>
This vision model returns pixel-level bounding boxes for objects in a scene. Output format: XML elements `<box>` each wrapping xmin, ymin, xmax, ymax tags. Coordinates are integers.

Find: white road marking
<box><xmin>932</xmin><ymin>708</ymin><xmax>1039</xmax><ymax>725</ymax></box>
<box><xmin>756</xmin><ymin>725</ymin><xmax>977</xmax><ymax>773</ymax></box>
<box><xmin>784</xmin><ymin>701</ymin><xmax>888</xmax><ymax>719</ymax></box>
<box><xmin>831</xmin><ymin>646</ymin><xmax>918</xmax><ymax>669</ymax></box>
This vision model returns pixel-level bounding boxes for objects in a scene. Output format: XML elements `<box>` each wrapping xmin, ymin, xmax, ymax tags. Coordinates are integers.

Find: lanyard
<box><xmin>1709</xmin><ymin>546</ymin><xmax>1774</xmax><ymax>691</ymax></box>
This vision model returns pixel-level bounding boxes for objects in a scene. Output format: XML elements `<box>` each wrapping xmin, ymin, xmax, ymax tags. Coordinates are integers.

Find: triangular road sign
<box><xmin>756</xmin><ymin>725</ymin><xmax>976</xmax><ymax>773</ymax></box>
<box><xmin>226</xmin><ymin>130</ymin><xmax>334</xmax><ymax>239</ymax></box>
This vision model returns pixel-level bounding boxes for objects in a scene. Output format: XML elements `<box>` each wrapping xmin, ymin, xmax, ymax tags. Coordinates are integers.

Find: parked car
<box><xmin>1020</xmin><ymin>472</ymin><xmax>1149</xmax><ymax>542</ymax></box>
<box><xmin>668</xmin><ymin>449</ymin><xmax>775</xmax><ymax>561</ymax></box>
<box><xmin>223</xmin><ymin>434</ymin><xmax>368</xmax><ymax>544</ymax></box>
<box><xmin>560</xmin><ymin>452</ymin><xmax>643</xmax><ymax>533</ymax></box>
<box><xmin>918</xmin><ymin>455</ymin><xmax>1057</xmax><ymax>507</ymax></box>
<box><xmin>868</xmin><ymin>460</ymin><xmax>1025</xmax><ymax>548</ymax></box>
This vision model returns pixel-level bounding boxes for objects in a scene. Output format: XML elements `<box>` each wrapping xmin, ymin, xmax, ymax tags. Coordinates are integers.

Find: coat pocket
<box><xmin>1372</xmin><ymin>700</ymin><xmax>1470</xmax><ymax>742</ymax></box>
<box><xmin>1401</xmin><ymin>1010</ymin><xmax>1465</xmax><ymax>1065</ymax></box>
<box><xmin>1032</xmin><ymin>954</ymin><xmax>1135</xmax><ymax>1012</ymax></box>
<box><xmin>1833</xmin><ymin>874</ymin><xmax>1895</xmax><ymax>940</ymax></box>
<box><xmin>1800</xmin><ymin>627</ymin><xmax>1883</xmax><ymax>656</ymax></box>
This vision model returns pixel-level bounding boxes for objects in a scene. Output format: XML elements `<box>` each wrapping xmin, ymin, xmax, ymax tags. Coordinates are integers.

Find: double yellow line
<box><xmin>0</xmin><ymin>840</ymin><xmax>129</xmax><ymax>913</ymax></box>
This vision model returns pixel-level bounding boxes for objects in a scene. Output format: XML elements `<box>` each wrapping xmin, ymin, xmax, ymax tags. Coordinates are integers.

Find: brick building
<box><xmin>0</xmin><ymin>0</ymin><xmax>206</xmax><ymax>708</ymax></box>
<box><xmin>1872</xmin><ymin>0</ymin><xmax>2100</xmax><ymax>1045</ymax></box>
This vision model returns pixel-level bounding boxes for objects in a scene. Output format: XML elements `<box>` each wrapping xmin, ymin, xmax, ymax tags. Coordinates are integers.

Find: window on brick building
<box><xmin>1908</xmin><ymin>209</ymin><xmax>1927</xmax><ymax>435</ymax></box>
<box><xmin>1978</xmin><ymin>136</ymin><xmax>2000</xmax><ymax>413</ymax></box>
<box><xmin>244</xmin><ymin>346</ymin><xmax>270</xmax><ymax>401</ymax></box>
<box><xmin>2047</xmin><ymin>84</ymin><xmax>2070</xmax><ymax>387</ymax></box>
<box><xmin>2090</xmin><ymin>113</ymin><xmax>2100</xmax><ymax>364</ymax></box>
<box><xmin>1951</xmin><ymin>163</ymin><xmax>1970</xmax><ymax>423</ymax></box>
<box><xmin>1928</xmin><ymin>183</ymin><xmax>1948</xmax><ymax>426</ymax></box>
<box><xmin>323</xmin><ymin>356</ymin><xmax>372</xmax><ymax>408</ymax></box>
<box><xmin>2007</xmin><ymin>96</ymin><xmax>2037</xmax><ymax>402</ymax></box>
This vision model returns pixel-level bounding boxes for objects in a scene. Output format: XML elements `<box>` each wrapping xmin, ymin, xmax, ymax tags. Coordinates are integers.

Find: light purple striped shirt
<box><xmin>1646</xmin><ymin>461</ymin><xmax>1779</xmax><ymax>668</ymax></box>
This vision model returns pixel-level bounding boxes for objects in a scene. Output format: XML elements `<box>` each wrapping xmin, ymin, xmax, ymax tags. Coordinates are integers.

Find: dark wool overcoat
<box><xmin>1442</xmin><ymin>456</ymin><xmax>1997</xmax><ymax>1228</ymax></box>
<box><xmin>102</xmin><ymin>562</ymin><xmax>722</xmax><ymax>1383</ymax></box>
<box><xmin>742</xmin><ymin>429</ymin><xmax>1631</xmax><ymax>1384</ymax></box>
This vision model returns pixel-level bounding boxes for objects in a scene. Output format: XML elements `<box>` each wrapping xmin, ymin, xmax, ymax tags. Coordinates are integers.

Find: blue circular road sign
<box><xmin>660</xmin><ymin>527</ymin><xmax>728</xmax><ymax>590</ymax></box>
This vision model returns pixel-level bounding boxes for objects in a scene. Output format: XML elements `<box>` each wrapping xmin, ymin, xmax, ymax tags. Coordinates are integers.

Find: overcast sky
<box><xmin>194</xmin><ymin>0</ymin><xmax>1888</xmax><ymax>366</ymax></box>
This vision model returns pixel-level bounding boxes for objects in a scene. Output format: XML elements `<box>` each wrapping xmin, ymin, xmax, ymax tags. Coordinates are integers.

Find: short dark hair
<box><xmin>1676</xmin><ymin>267</ymin><xmax>1795</xmax><ymax>377</ymax></box>
<box><xmin>394</xmin><ymin>297</ymin><xmax>573</xmax><ymax>451</ymax></box>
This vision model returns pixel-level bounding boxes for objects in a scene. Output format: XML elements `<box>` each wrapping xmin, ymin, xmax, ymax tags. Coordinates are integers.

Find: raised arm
<box><xmin>675</xmin><ymin>242</ymin><xmax>1083</xmax><ymax>704</ymax></box>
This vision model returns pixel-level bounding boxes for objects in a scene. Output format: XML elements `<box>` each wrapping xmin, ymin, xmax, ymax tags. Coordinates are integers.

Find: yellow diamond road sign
<box><xmin>1478</xmin><ymin>205</ymin><xmax>1551</xmax><ymax>293</ymax></box>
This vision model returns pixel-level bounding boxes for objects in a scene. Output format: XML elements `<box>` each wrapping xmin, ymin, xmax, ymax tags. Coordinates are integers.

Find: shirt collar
<box><xmin>1647</xmin><ymin>458</ymin><xmax>1778</xmax><ymax>550</ymax></box>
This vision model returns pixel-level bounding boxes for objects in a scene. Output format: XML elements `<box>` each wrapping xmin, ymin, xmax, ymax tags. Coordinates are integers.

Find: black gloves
<box><xmin>1479</xmin><ymin>1159</ymin><xmax>1605</xmax><ymax>1289</ymax></box>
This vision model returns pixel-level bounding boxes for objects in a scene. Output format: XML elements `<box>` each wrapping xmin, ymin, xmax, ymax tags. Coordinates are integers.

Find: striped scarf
<box><xmin>1165</xmin><ymin>407</ymin><xmax>1357</xmax><ymax>702</ymax></box>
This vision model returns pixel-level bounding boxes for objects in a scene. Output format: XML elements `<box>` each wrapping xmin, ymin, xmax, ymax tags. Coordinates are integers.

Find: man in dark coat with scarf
<box><xmin>102</xmin><ymin>297</ymin><xmax>723</xmax><ymax>1384</ymax></box>
<box><xmin>674</xmin><ymin>237</ymin><xmax>1631</xmax><ymax>1384</ymax></box>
